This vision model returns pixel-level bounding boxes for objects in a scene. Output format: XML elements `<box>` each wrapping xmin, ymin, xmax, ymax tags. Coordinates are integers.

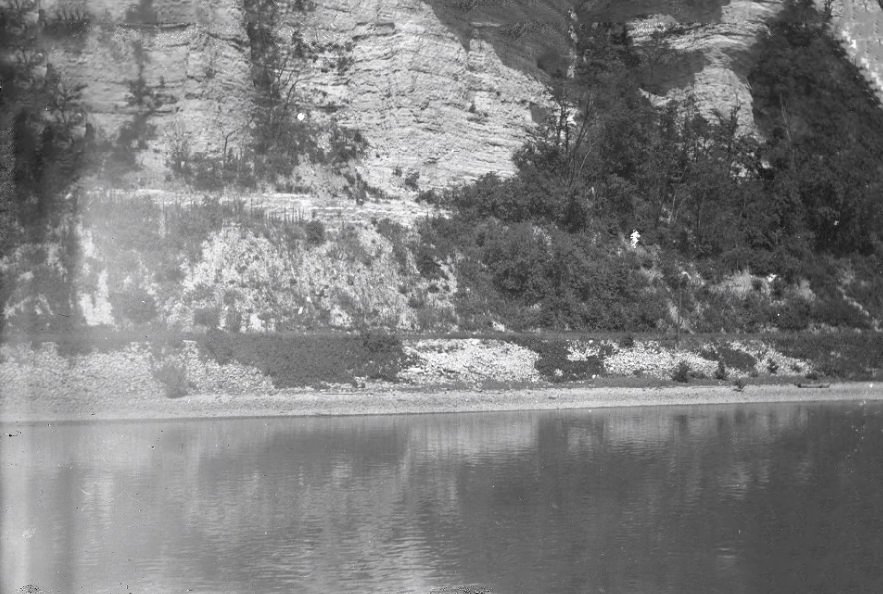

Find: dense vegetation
<box><xmin>414</xmin><ymin>0</ymin><xmax>883</xmax><ymax>332</ymax></box>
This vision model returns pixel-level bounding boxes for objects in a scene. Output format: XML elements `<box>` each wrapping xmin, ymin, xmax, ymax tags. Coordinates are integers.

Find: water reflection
<box><xmin>3</xmin><ymin>402</ymin><xmax>883</xmax><ymax>593</ymax></box>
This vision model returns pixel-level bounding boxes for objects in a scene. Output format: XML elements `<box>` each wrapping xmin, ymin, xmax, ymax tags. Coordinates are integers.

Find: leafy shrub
<box><xmin>193</xmin><ymin>306</ymin><xmax>220</xmax><ymax>329</ymax></box>
<box><xmin>671</xmin><ymin>361</ymin><xmax>691</xmax><ymax>383</ymax></box>
<box><xmin>517</xmin><ymin>338</ymin><xmax>605</xmax><ymax>383</ymax></box>
<box><xmin>714</xmin><ymin>360</ymin><xmax>729</xmax><ymax>380</ymax></box>
<box><xmin>403</xmin><ymin>170</ymin><xmax>420</xmax><ymax>191</ymax></box>
<box><xmin>716</xmin><ymin>345</ymin><xmax>757</xmax><ymax>372</ymax></box>
<box><xmin>773</xmin><ymin>299</ymin><xmax>812</xmax><ymax>331</ymax></box>
<box><xmin>846</xmin><ymin>256</ymin><xmax>883</xmax><ymax>320</ymax></box>
<box><xmin>225</xmin><ymin>308</ymin><xmax>243</xmax><ymax>333</ymax></box>
<box><xmin>811</xmin><ymin>297</ymin><xmax>870</xmax><ymax>329</ymax></box>
<box><xmin>773</xmin><ymin>334</ymin><xmax>883</xmax><ymax>380</ymax></box>
<box><xmin>698</xmin><ymin>346</ymin><xmax>718</xmax><ymax>361</ymax></box>
<box><xmin>360</xmin><ymin>329</ymin><xmax>401</xmax><ymax>355</ymax></box>
<box><xmin>43</xmin><ymin>7</ymin><xmax>93</xmax><ymax>39</ymax></box>
<box><xmin>196</xmin><ymin>330</ymin><xmax>410</xmax><ymax>387</ymax></box>
<box><xmin>305</xmin><ymin>220</ymin><xmax>326</xmax><ymax>246</ymax></box>
<box><xmin>415</xmin><ymin>245</ymin><xmax>446</xmax><ymax>280</ymax></box>
<box><xmin>359</xmin><ymin>330</ymin><xmax>406</xmax><ymax>381</ymax></box>
<box><xmin>695</xmin><ymin>292</ymin><xmax>773</xmax><ymax>333</ymax></box>
<box><xmin>153</xmin><ymin>362</ymin><xmax>188</xmax><ymax>398</ymax></box>
<box><xmin>407</xmin><ymin>292</ymin><xmax>426</xmax><ymax>309</ymax></box>
<box><xmin>771</xmin><ymin>277</ymin><xmax>787</xmax><ymax>300</ymax></box>
<box><xmin>374</xmin><ymin>218</ymin><xmax>411</xmax><ymax>275</ymax></box>
<box><xmin>110</xmin><ymin>289</ymin><xmax>157</xmax><ymax>326</ymax></box>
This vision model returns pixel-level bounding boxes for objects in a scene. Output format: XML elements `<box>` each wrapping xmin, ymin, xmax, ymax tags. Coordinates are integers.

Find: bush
<box><xmin>305</xmin><ymin>219</ymin><xmax>325</xmax><ymax>246</ymax></box>
<box><xmin>359</xmin><ymin>330</ymin><xmax>406</xmax><ymax>381</ymax></box>
<box><xmin>714</xmin><ymin>360</ymin><xmax>729</xmax><ymax>380</ymax></box>
<box><xmin>110</xmin><ymin>289</ymin><xmax>157</xmax><ymax>326</ymax></box>
<box><xmin>773</xmin><ymin>299</ymin><xmax>811</xmax><ymax>331</ymax></box>
<box><xmin>698</xmin><ymin>346</ymin><xmax>718</xmax><ymax>361</ymax></box>
<box><xmin>360</xmin><ymin>329</ymin><xmax>402</xmax><ymax>355</ymax></box>
<box><xmin>415</xmin><ymin>245</ymin><xmax>445</xmax><ymax>280</ymax></box>
<box><xmin>811</xmin><ymin>297</ymin><xmax>870</xmax><ymax>329</ymax></box>
<box><xmin>773</xmin><ymin>334</ymin><xmax>883</xmax><ymax>381</ymax></box>
<box><xmin>197</xmin><ymin>331</ymin><xmax>407</xmax><ymax>387</ymax></box>
<box><xmin>374</xmin><ymin>218</ymin><xmax>411</xmax><ymax>275</ymax></box>
<box><xmin>225</xmin><ymin>308</ymin><xmax>243</xmax><ymax>333</ymax></box>
<box><xmin>153</xmin><ymin>362</ymin><xmax>189</xmax><ymax>398</ymax></box>
<box><xmin>403</xmin><ymin>170</ymin><xmax>420</xmax><ymax>191</ymax></box>
<box><xmin>671</xmin><ymin>360</ymin><xmax>691</xmax><ymax>383</ymax></box>
<box><xmin>695</xmin><ymin>292</ymin><xmax>773</xmax><ymax>333</ymax></box>
<box><xmin>519</xmin><ymin>338</ymin><xmax>605</xmax><ymax>383</ymax></box>
<box><xmin>193</xmin><ymin>306</ymin><xmax>220</xmax><ymax>329</ymax></box>
<box><xmin>716</xmin><ymin>345</ymin><xmax>757</xmax><ymax>372</ymax></box>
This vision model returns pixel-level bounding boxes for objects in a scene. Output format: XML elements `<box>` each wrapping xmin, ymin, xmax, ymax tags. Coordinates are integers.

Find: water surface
<box><xmin>3</xmin><ymin>401</ymin><xmax>883</xmax><ymax>593</ymax></box>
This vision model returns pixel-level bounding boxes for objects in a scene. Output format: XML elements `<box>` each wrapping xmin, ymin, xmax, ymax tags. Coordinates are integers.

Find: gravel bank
<box><xmin>2</xmin><ymin>382</ymin><xmax>880</xmax><ymax>424</ymax></box>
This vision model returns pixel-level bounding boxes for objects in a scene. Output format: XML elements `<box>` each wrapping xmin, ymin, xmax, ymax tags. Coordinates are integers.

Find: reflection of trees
<box><xmin>5</xmin><ymin>404</ymin><xmax>883</xmax><ymax>593</ymax></box>
<box><xmin>402</xmin><ymin>404</ymin><xmax>858</xmax><ymax>594</ymax></box>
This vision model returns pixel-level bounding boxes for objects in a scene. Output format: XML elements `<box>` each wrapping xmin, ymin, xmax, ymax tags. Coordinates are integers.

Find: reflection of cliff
<box><xmin>3</xmin><ymin>403</ymin><xmax>881</xmax><ymax>593</ymax></box>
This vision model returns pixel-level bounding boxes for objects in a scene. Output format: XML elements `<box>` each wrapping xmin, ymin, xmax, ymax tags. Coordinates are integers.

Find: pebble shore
<box><xmin>1</xmin><ymin>339</ymin><xmax>879</xmax><ymax>423</ymax></box>
<box><xmin>2</xmin><ymin>380</ymin><xmax>881</xmax><ymax>424</ymax></box>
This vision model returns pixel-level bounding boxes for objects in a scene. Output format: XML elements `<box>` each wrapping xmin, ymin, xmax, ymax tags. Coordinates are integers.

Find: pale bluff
<box><xmin>4</xmin><ymin>0</ymin><xmax>883</xmax><ymax>335</ymax></box>
<box><xmin>34</xmin><ymin>0</ymin><xmax>883</xmax><ymax>196</ymax></box>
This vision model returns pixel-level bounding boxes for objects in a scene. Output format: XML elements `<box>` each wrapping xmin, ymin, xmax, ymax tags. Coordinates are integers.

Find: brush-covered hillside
<box><xmin>1</xmin><ymin>0</ymin><xmax>882</xmax><ymax>394</ymax></box>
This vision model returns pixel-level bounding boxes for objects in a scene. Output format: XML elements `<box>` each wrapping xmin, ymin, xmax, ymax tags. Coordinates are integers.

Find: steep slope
<box><xmin>38</xmin><ymin>0</ymin><xmax>254</xmax><ymax>179</ymax></box>
<box><xmin>287</xmin><ymin>0</ymin><xmax>551</xmax><ymax>193</ymax></box>
<box><xmin>23</xmin><ymin>0</ymin><xmax>883</xmax><ymax>195</ymax></box>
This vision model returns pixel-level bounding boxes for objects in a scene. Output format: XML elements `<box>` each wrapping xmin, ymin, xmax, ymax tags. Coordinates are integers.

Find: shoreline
<box><xmin>2</xmin><ymin>381</ymin><xmax>881</xmax><ymax>424</ymax></box>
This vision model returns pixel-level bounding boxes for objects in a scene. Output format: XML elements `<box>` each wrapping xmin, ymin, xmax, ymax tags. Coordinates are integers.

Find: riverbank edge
<box><xmin>2</xmin><ymin>381</ymin><xmax>880</xmax><ymax>424</ymax></box>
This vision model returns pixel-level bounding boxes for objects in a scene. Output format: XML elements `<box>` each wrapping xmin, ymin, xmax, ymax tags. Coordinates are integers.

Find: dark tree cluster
<box><xmin>1</xmin><ymin>1</ymin><xmax>92</xmax><ymax>230</ymax></box>
<box><xmin>416</xmin><ymin>0</ymin><xmax>883</xmax><ymax>331</ymax></box>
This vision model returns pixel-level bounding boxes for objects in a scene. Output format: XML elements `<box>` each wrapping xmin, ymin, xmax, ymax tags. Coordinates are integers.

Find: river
<box><xmin>3</xmin><ymin>401</ymin><xmax>883</xmax><ymax>593</ymax></box>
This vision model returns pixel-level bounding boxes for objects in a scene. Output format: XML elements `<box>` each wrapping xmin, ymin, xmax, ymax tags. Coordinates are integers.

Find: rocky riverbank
<box><xmin>2</xmin><ymin>378</ymin><xmax>881</xmax><ymax>424</ymax></box>
<box><xmin>2</xmin><ymin>333</ymin><xmax>879</xmax><ymax>423</ymax></box>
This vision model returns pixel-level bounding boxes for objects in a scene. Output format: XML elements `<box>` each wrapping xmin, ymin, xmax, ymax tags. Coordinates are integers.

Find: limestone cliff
<box><xmin>27</xmin><ymin>0</ymin><xmax>883</xmax><ymax>195</ymax></box>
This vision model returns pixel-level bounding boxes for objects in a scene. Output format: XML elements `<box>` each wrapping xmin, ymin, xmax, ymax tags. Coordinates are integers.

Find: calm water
<box><xmin>3</xmin><ymin>401</ymin><xmax>883</xmax><ymax>593</ymax></box>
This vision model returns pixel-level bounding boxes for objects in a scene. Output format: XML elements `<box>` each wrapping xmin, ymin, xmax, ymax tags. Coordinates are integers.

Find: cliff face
<box><xmin>830</xmin><ymin>0</ymin><xmax>883</xmax><ymax>94</ymax></box>
<box><xmin>31</xmin><ymin>0</ymin><xmax>883</xmax><ymax>194</ymax></box>
<box><xmin>40</xmin><ymin>0</ymin><xmax>254</xmax><ymax>179</ymax></box>
<box><xmin>288</xmin><ymin>0</ymin><xmax>550</xmax><ymax>192</ymax></box>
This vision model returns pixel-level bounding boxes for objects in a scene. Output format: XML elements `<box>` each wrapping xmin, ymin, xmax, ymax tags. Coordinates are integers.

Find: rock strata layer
<box><xmin>22</xmin><ymin>0</ymin><xmax>883</xmax><ymax>193</ymax></box>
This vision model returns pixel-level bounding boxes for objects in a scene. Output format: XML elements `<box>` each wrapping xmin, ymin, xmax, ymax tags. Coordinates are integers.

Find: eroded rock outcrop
<box><xmin>28</xmin><ymin>0</ymin><xmax>883</xmax><ymax>194</ymax></box>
